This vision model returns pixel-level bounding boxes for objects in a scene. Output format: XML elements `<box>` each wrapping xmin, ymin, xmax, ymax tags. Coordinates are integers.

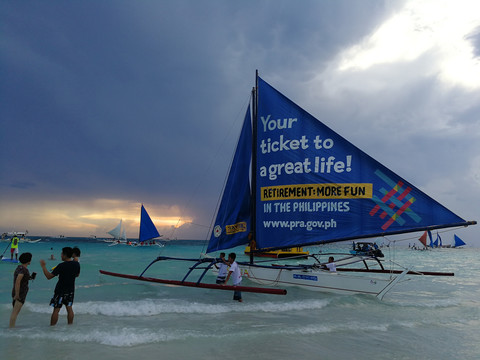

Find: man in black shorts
<box><xmin>40</xmin><ymin>247</ymin><xmax>80</xmax><ymax>325</ymax></box>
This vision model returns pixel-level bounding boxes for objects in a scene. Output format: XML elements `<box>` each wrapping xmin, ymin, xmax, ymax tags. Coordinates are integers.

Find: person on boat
<box><xmin>10</xmin><ymin>235</ymin><xmax>19</xmax><ymax>261</ymax></box>
<box><xmin>325</xmin><ymin>257</ymin><xmax>336</xmax><ymax>272</ymax></box>
<box><xmin>72</xmin><ymin>247</ymin><xmax>81</xmax><ymax>262</ymax></box>
<box><xmin>39</xmin><ymin>247</ymin><xmax>80</xmax><ymax>326</ymax></box>
<box><xmin>214</xmin><ymin>252</ymin><xmax>228</xmax><ymax>284</ymax></box>
<box><xmin>224</xmin><ymin>252</ymin><xmax>242</xmax><ymax>302</ymax></box>
<box><xmin>10</xmin><ymin>252</ymin><xmax>36</xmax><ymax>328</ymax></box>
<box><xmin>248</xmin><ymin>232</ymin><xmax>256</xmax><ymax>250</ymax></box>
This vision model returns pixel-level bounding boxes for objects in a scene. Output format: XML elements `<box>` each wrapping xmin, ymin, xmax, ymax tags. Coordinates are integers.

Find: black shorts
<box><xmin>12</xmin><ymin>298</ymin><xmax>25</xmax><ymax>307</ymax></box>
<box><xmin>50</xmin><ymin>292</ymin><xmax>75</xmax><ymax>308</ymax></box>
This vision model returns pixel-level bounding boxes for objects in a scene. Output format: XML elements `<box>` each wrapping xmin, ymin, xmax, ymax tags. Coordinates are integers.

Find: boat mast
<box><xmin>250</xmin><ymin>70</ymin><xmax>259</xmax><ymax>264</ymax></box>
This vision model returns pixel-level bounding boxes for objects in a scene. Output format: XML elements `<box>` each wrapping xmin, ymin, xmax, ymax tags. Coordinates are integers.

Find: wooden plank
<box><xmin>336</xmin><ymin>268</ymin><xmax>454</xmax><ymax>276</ymax></box>
<box><xmin>99</xmin><ymin>270</ymin><xmax>287</xmax><ymax>295</ymax></box>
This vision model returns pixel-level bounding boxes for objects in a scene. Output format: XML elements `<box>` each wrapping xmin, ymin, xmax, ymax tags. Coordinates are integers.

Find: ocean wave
<box><xmin>0</xmin><ymin>321</ymin><xmax>394</xmax><ymax>347</ymax></box>
<box><xmin>390</xmin><ymin>296</ymin><xmax>461</xmax><ymax>308</ymax></box>
<box><xmin>280</xmin><ymin>322</ymin><xmax>390</xmax><ymax>335</ymax></box>
<box><xmin>0</xmin><ymin>309</ymin><xmax>466</xmax><ymax>348</ymax></box>
<box><xmin>24</xmin><ymin>298</ymin><xmax>331</xmax><ymax>317</ymax></box>
<box><xmin>1</xmin><ymin>326</ymin><xmax>206</xmax><ymax>346</ymax></box>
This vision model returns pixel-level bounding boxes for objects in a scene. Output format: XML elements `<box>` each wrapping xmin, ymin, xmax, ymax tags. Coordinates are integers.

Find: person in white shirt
<box><xmin>325</xmin><ymin>256</ymin><xmax>336</xmax><ymax>272</ymax></box>
<box><xmin>225</xmin><ymin>253</ymin><xmax>242</xmax><ymax>302</ymax></box>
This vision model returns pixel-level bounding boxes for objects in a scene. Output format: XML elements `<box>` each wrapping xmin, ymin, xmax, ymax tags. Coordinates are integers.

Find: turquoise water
<box><xmin>1</xmin><ymin>239</ymin><xmax>479</xmax><ymax>360</ymax></box>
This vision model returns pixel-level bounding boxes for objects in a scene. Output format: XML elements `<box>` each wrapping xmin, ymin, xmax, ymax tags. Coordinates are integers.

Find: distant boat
<box><xmin>350</xmin><ymin>242</ymin><xmax>384</xmax><ymax>257</ymax></box>
<box><xmin>21</xmin><ymin>238</ymin><xmax>41</xmax><ymax>243</ymax></box>
<box><xmin>415</xmin><ymin>231</ymin><xmax>430</xmax><ymax>250</ymax></box>
<box><xmin>139</xmin><ymin>205</ymin><xmax>161</xmax><ymax>242</ymax></box>
<box><xmin>416</xmin><ymin>231</ymin><xmax>467</xmax><ymax>249</ymax></box>
<box><xmin>107</xmin><ymin>220</ymin><xmax>127</xmax><ymax>242</ymax></box>
<box><xmin>1</xmin><ymin>231</ymin><xmax>40</xmax><ymax>243</ymax></box>
<box><xmin>452</xmin><ymin>234</ymin><xmax>466</xmax><ymax>248</ymax></box>
<box><xmin>128</xmin><ymin>205</ymin><xmax>162</xmax><ymax>247</ymax></box>
<box><xmin>1</xmin><ymin>231</ymin><xmax>28</xmax><ymax>242</ymax></box>
<box><xmin>110</xmin><ymin>206</ymin><xmax>163</xmax><ymax>247</ymax></box>
<box><xmin>433</xmin><ymin>232</ymin><xmax>440</xmax><ymax>247</ymax></box>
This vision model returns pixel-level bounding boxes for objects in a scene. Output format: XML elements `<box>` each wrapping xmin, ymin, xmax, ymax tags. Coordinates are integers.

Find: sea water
<box><xmin>0</xmin><ymin>239</ymin><xmax>479</xmax><ymax>360</ymax></box>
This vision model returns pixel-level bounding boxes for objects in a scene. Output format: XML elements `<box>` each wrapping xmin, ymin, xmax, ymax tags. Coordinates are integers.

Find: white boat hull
<box><xmin>239</xmin><ymin>265</ymin><xmax>404</xmax><ymax>298</ymax></box>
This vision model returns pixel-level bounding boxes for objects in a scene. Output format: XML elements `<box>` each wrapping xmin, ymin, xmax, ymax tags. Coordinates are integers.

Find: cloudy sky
<box><xmin>1</xmin><ymin>0</ymin><xmax>479</xmax><ymax>245</ymax></box>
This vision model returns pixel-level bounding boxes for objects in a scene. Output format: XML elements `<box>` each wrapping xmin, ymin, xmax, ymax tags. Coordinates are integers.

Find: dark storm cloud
<box><xmin>0</xmin><ymin>0</ymin><xmax>388</xmax><ymax>202</ymax></box>
<box><xmin>1</xmin><ymin>0</ymin><xmax>478</xmax><ymax>242</ymax></box>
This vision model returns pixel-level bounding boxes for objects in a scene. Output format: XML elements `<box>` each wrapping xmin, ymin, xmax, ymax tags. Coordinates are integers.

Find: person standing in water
<box><xmin>224</xmin><ymin>252</ymin><xmax>243</xmax><ymax>302</ymax></box>
<box><xmin>10</xmin><ymin>252</ymin><xmax>36</xmax><ymax>327</ymax></box>
<box><xmin>40</xmin><ymin>247</ymin><xmax>80</xmax><ymax>326</ymax></box>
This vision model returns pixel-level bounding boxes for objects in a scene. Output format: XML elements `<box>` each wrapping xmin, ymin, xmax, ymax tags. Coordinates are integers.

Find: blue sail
<box><xmin>254</xmin><ymin>76</ymin><xmax>470</xmax><ymax>249</ymax></box>
<box><xmin>428</xmin><ymin>230</ymin><xmax>434</xmax><ymax>248</ymax></box>
<box><xmin>453</xmin><ymin>234</ymin><xmax>466</xmax><ymax>247</ymax></box>
<box><xmin>208</xmin><ymin>75</ymin><xmax>473</xmax><ymax>252</ymax></box>
<box><xmin>139</xmin><ymin>205</ymin><xmax>160</xmax><ymax>242</ymax></box>
<box><xmin>207</xmin><ymin>107</ymin><xmax>252</xmax><ymax>253</ymax></box>
<box><xmin>433</xmin><ymin>232</ymin><xmax>439</xmax><ymax>247</ymax></box>
<box><xmin>438</xmin><ymin>233</ymin><xmax>442</xmax><ymax>247</ymax></box>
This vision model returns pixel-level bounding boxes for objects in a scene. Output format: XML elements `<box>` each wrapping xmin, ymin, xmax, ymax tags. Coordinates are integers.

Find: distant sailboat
<box><xmin>107</xmin><ymin>220</ymin><xmax>127</xmax><ymax>242</ymax></box>
<box><xmin>138</xmin><ymin>204</ymin><xmax>161</xmax><ymax>245</ymax></box>
<box><xmin>452</xmin><ymin>234</ymin><xmax>466</xmax><ymax>248</ymax></box>
<box><xmin>433</xmin><ymin>232</ymin><xmax>440</xmax><ymax>247</ymax></box>
<box><xmin>417</xmin><ymin>231</ymin><xmax>429</xmax><ymax>249</ymax></box>
<box><xmin>122</xmin><ymin>205</ymin><xmax>163</xmax><ymax>247</ymax></box>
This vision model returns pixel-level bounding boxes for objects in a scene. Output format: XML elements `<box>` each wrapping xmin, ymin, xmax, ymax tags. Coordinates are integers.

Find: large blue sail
<box><xmin>139</xmin><ymin>205</ymin><xmax>160</xmax><ymax>242</ymax></box>
<box><xmin>255</xmin><ymin>76</ymin><xmax>470</xmax><ymax>249</ymax></box>
<box><xmin>207</xmin><ymin>107</ymin><xmax>252</xmax><ymax>253</ymax></box>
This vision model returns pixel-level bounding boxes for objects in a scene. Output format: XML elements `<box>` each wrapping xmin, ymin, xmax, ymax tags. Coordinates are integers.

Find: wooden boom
<box><xmin>99</xmin><ymin>270</ymin><xmax>287</xmax><ymax>295</ymax></box>
<box><xmin>336</xmin><ymin>268</ymin><xmax>454</xmax><ymax>276</ymax></box>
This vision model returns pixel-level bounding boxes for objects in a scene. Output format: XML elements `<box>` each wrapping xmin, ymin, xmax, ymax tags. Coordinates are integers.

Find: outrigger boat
<box><xmin>100</xmin><ymin>72</ymin><xmax>476</xmax><ymax>299</ymax></box>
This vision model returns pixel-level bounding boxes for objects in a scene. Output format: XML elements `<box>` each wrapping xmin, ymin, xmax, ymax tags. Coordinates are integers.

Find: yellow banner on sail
<box><xmin>261</xmin><ymin>184</ymin><xmax>373</xmax><ymax>201</ymax></box>
<box><xmin>226</xmin><ymin>222</ymin><xmax>247</xmax><ymax>235</ymax></box>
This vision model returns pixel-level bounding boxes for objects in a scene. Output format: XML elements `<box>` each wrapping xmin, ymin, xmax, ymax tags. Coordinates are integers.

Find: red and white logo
<box><xmin>214</xmin><ymin>225</ymin><xmax>222</xmax><ymax>238</ymax></box>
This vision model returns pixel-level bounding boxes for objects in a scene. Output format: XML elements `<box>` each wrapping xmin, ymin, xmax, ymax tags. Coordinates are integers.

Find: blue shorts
<box><xmin>50</xmin><ymin>292</ymin><xmax>75</xmax><ymax>308</ymax></box>
<box><xmin>233</xmin><ymin>282</ymin><xmax>242</xmax><ymax>301</ymax></box>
